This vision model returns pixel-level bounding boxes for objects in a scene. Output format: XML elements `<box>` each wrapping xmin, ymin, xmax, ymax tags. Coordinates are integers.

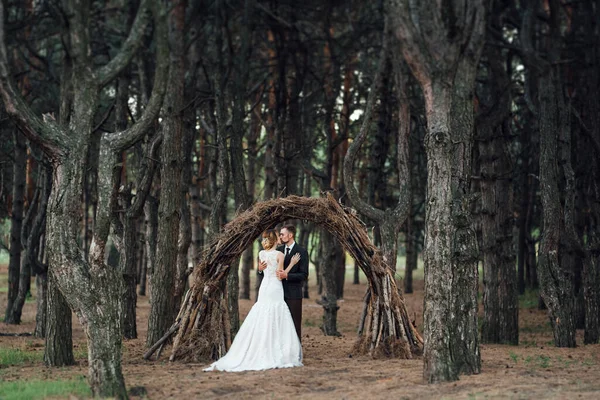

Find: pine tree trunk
<box><xmin>138</xmin><ymin>235</ymin><xmax>147</xmax><ymax>296</ymax></box>
<box><xmin>404</xmin><ymin>212</ymin><xmax>415</xmax><ymax>294</ymax></box>
<box><xmin>479</xmin><ymin>123</ymin><xmax>518</xmax><ymax>344</ymax></box>
<box><xmin>9</xmin><ymin>257</ymin><xmax>30</xmax><ymax>324</ymax></box>
<box><xmin>421</xmin><ymin>79</ymin><xmax>481</xmax><ymax>382</ymax></box>
<box><xmin>319</xmin><ymin>229</ymin><xmax>340</xmax><ymax>336</ymax></box>
<box><xmin>538</xmin><ymin>66</ymin><xmax>577</xmax><ymax>347</ymax></box>
<box><xmin>121</xmin><ymin>213</ymin><xmax>138</xmax><ymax>339</ymax></box>
<box><xmin>34</xmin><ymin>272</ymin><xmax>47</xmax><ymax>338</ymax></box>
<box><xmin>44</xmin><ymin>273</ymin><xmax>74</xmax><ymax>366</ymax></box>
<box><xmin>147</xmin><ymin>0</ymin><xmax>184</xmax><ymax>346</ymax></box>
<box><xmin>144</xmin><ymin>196</ymin><xmax>158</xmax><ymax>291</ymax></box>
<box><xmin>517</xmin><ymin>125</ymin><xmax>531</xmax><ymax>295</ymax></box>
<box><xmin>5</xmin><ymin>130</ymin><xmax>26</xmax><ymax>324</ymax></box>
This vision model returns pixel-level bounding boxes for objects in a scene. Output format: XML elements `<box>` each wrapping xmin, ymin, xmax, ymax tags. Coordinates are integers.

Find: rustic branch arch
<box><xmin>145</xmin><ymin>194</ymin><xmax>423</xmax><ymax>362</ymax></box>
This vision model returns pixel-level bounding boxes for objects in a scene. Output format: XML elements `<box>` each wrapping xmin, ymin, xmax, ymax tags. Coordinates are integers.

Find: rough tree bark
<box><xmin>44</xmin><ymin>272</ymin><xmax>74</xmax><ymax>366</ymax></box>
<box><xmin>537</xmin><ymin>0</ymin><xmax>579</xmax><ymax>348</ymax></box>
<box><xmin>5</xmin><ymin>129</ymin><xmax>25</xmax><ymax>324</ymax></box>
<box><xmin>388</xmin><ymin>0</ymin><xmax>486</xmax><ymax>382</ymax></box>
<box><xmin>477</xmin><ymin>33</ymin><xmax>518</xmax><ymax>345</ymax></box>
<box><xmin>147</xmin><ymin>0</ymin><xmax>185</xmax><ymax>347</ymax></box>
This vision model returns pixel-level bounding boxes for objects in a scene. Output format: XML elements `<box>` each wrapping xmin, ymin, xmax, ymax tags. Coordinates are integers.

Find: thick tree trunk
<box><xmin>421</xmin><ymin>79</ymin><xmax>480</xmax><ymax>382</ymax></box>
<box><xmin>44</xmin><ymin>273</ymin><xmax>74</xmax><ymax>366</ymax></box>
<box><xmin>5</xmin><ymin>130</ymin><xmax>26</xmax><ymax>324</ymax></box>
<box><xmin>538</xmin><ymin>67</ymin><xmax>577</xmax><ymax>347</ymax></box>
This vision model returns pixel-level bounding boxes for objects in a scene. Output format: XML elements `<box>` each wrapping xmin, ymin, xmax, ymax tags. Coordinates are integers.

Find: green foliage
<box><xmin>0</xmin><ymin>348</ymin><xmax>43</xmax><ymax>366</ymax></box>
<box><xmin>0</xmin><ymin>377</ymin><xmax>91</xmax><ymax>400</ymax></box>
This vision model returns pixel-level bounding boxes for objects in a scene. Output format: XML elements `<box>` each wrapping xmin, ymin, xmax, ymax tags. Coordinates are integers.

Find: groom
<box><xmin>277</xmin><ymin>225</ymin><xmax>309</xmax><ymax>341</ymax></box>
<box><xmin>259</xmin><ymin>224</ymin><xmax>308</xmax><ymax>341</ymax></box>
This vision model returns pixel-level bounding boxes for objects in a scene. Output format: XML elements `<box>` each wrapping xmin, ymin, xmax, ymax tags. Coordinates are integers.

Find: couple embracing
<box><xmin>204</xmin><ymin>225</ymin><xmax>309</xmax><ymax>372</ymax></box>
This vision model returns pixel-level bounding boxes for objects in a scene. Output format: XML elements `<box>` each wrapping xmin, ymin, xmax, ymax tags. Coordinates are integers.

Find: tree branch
<box><xmin>343</xmin><ymin>46</ymin><xmax>386</xmax><ymax>223</ymax></box>
<box><xmin>105</xmin><ymin>0</ymin><xmax>169</xmax><ymax>153</ymax></box>
<box><xmin>96</xmin><ymin>0</ymin><xmax>152</xmax><ymax>87</ymax></box>
<box><xmin>0</xmin><ymin>2</ymin><xmax>67</xmax><ymax>160</ymax></box>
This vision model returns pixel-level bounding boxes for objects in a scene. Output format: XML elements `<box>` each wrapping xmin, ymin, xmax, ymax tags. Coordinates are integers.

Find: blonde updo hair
<box><xmin>261</xmin><ymin>229</ymin><xmax>278</xmax><ymax>250</ymax></box>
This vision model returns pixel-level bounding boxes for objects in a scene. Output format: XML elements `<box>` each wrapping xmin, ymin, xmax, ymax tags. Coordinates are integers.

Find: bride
<box><xmin>203</xmin><ymin>229</ymin><xmax>303</xmax><ymax>372</ymax></box>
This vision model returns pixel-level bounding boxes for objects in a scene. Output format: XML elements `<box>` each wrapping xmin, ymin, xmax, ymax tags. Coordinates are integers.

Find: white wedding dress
<box><xmin>203</xmin><ymin>249</ymin><xmax>303</xmax><ymax>372</ymax></box>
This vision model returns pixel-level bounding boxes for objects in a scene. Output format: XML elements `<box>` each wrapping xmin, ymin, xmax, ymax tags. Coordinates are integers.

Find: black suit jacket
<box><xmin>277</xmin><ymin>243</ymin><xmax>309</xmax><ymax>300</ymax></box>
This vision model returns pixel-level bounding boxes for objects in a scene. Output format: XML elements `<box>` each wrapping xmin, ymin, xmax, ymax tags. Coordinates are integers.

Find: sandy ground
<box><xmin>1</xmin><ymin>264</ymin><xmax>600</xmax><ymax>399</ymax></box>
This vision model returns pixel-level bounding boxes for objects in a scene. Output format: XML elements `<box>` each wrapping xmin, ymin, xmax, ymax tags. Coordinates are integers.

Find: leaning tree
<box><xmin>145</xmin><ymin>195</ymin><xmax>423</xmax><ymax>362</ymax></box>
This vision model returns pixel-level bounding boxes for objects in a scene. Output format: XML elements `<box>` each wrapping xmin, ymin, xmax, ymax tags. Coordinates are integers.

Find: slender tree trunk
<box><xmin>319</xmin><ymin>229</ymin><xmax>340</xmax><ymax>336</ymax></box>
<box><xmin>404</xmin><ymin>214</ymin><xmax>415</xmax><ymax>294</ymax></box>
<box><xmin>479</xmin><ymin>122</ymin><xmax>518</xmax><ymax>344</ymax></box>
<box><xmin>121</xmin><ymin>207</ymin><xmax>138</xmax><ymax>339</ymax></box>
<box><xmin>34</xmin><ymin>272</ymin><xmax>47</xmax><ymax>338</ymax></box>
<box><xmin>147</xmin><ymin>0</ymin><xmax>185</xmax><ymax>346</ymax></box>
<box><xmin>174</xmin><ymin>127</ymin><xmax>193</xmax><ymax>313</ymax></box>
<box><xmin>517</xmin><ymin>125</ymin><xmax>531</xmax><ymax>295</ymax></box>
<box><xmin>144</xmin><ymin>196</ymin><xmax>158</xmax><ymax>291</ymax></box>
<box><xmin>5</xmin><ymin>130</ymin><xmax>26</xmax><ymax>324</ymax></box>
<box><xmin>138</xmin><ymin>231</ymin><xmax>147</xmax><ymax>296</ymax></box>
<box><xmin>478</xmin><ymin>39</ymin><xmax>518</xmax><ymax>344</ymax></box>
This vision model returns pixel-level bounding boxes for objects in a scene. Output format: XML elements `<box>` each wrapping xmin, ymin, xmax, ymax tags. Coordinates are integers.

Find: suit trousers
<box><xmin>284</xmin><ymin>297</ymin><xmax>302</xmax><ymax>341</ymax></box>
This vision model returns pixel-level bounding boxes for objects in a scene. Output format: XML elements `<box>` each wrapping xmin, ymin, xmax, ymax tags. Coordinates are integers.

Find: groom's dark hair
<box><xmin>283</xmin><ymin>224</ymin><xmax>296</xmax><ymax>237</ymax></box>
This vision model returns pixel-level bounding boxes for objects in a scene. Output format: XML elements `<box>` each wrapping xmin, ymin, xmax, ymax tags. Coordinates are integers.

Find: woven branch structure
<box><xmin>147</xmin><ymin>194</ymin><xmax>423</xmax><ymax>362</ymax></box>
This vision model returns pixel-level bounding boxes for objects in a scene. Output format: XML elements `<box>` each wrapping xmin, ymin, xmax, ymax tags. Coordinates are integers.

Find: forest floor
<box><xmin>2</xmin><ymin>262</ymin><xmax>600</xmax><ymax>399</ymax></box>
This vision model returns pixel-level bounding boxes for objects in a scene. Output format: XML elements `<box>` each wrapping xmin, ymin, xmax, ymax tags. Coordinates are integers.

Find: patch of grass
<box><xmin>303</xmin><ymin>318</ymin><xmax>317</xmax><ymax>327</ymax></box>
<box><xmin>538</xmin><ymin>355</ymin><xmax>550</xmax><ymax>368</ymax></box>
<box><xmin>74</xmin><ymin>347</ymin><xmax>88</xmax><ymax>360</ymax></box>
<box><xmin>0</xmin><ymin>347</ymin><xmax>43</xmax><ymax>366</ymax></box>
<box><xmin>582</xmin><ymin>358</ymin><xmax>596</xmax><ymax>366</ymax></box>
<box><xmin>0</xmin><ymin>377</ymin><xmax>91</xmax><ymax>400</ymax></box>
<box><xmin>509</xmin><ymin>352</ymin><xmax>518</xmax><ymax>363</ymax></box>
